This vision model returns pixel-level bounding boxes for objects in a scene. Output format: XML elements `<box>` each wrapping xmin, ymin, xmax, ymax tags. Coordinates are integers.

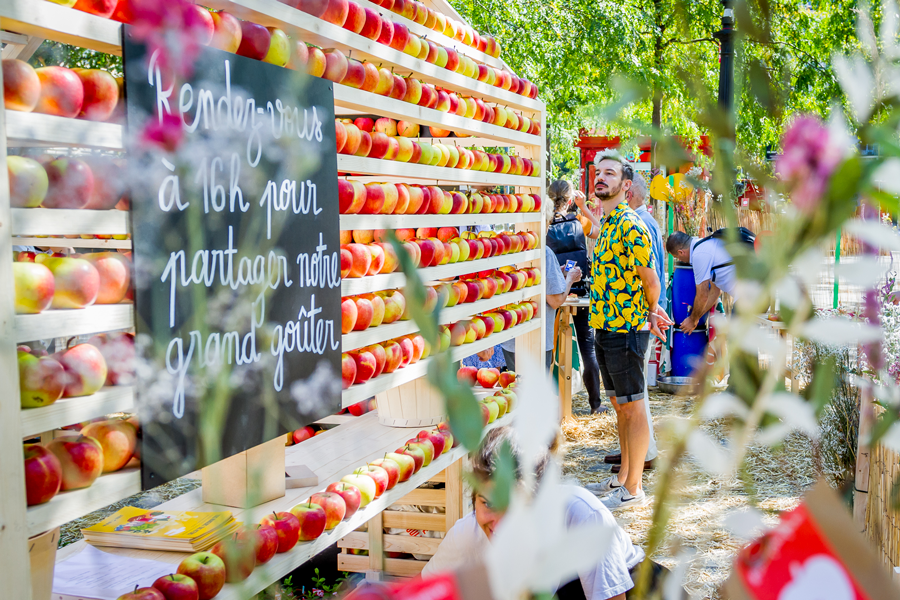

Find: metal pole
<box><xmin>714</xmin><ymin>0</ymin><xmax>735</xmax><ymax>112</ymax></box>
<box><xmin>833</xmin><ymin>228</ymin><xmax>841</xmax><ymax>309</ymax></box>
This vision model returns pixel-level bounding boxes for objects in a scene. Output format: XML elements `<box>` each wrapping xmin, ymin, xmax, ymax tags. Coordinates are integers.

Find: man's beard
<box><xmin>594</xmin><ymin>180</ymin><xmax>622</xmax><ymax>200</ymax></box>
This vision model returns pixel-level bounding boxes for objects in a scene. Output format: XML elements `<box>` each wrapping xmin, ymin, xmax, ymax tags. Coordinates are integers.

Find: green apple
<box><xmin>340</xmin><ymin>470</ymin><xmax>376</xmax><ymax>505</ymax></box>
<box><xmin>263</xmin><ymin>28</ymin><xmax>291</xmax><ymax>66</ymax></box>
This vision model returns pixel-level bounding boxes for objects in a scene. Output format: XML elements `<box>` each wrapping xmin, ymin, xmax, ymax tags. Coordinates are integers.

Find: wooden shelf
<box><xmin>0</xmin><ymin>0</ymin><xmax>540</xmax><ymax>112</ymax></box>
<box><xmin>354</xmin><ymin>0</ymin><xmax>505</xmax><ymax>70</ymax></box>
<box><xmin>27</xmin><ymin>468</ymin><xmax>141</xmax><ymax>537</ymax></box>
<box><xmin>342</xmin><ymin>287</ymin><xmax>540</xmax><ymax>351</ymax></box>
<box><xmin>20</xmin><ymin>386</ymin><xmax>134</xmax><ymax>439</ymax></box>
<box><xmin>54</xmin><ymin>411</ymin><xmax>514</xmax><ymax>600</ymax></box>
<box><xmin>337</xmin><ymin>154</ymin><xmax>538</xmax><ymax>187</ymax></box>
<box><xmin>15</xmin><ymin>304</ymin><xmax>134</xmax><ymax>343</ymax></box>
<box><xmin>333</xmin><ymin>85</ymin><xmax>538</xmax><ymax>148</ymax></box>
<box><xmin>340</xmin><ymin>212</ymin><xmax>540</xmax><ymax>230</ymax></box>
<box><xmin>0</xmin><ymin>0</ymin><xmax>122</xmax><ymax>56</ymax></box>
<box><xmin>341</xmin><ymin>317</ymin><xmax>540</xmax><ymax>406</ymax></box>
<box><xmin>13</xmin><ymin>236</ymin><xmax>131</xmax><ymax>250</ymax></box>
<box><xmin>12</xmin><ymin>208</ymin><xmax>129</xmax><ymax>237</ymax></box>
<box><xmin>5</xmin><ymin>110</ymin><xmax>124</xmax><ymax>150</ymax></box>
<box><xmin>341</xmin><ymin>247</ymin><xmax>541</xmax><ymax>295</ymax></box>
<box><xmin>203</xmin><ymin>0</ymin><xmax>543</xmax><ymax>113</ymax></box>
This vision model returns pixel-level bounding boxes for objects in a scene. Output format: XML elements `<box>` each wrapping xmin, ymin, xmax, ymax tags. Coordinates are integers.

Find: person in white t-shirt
<box><xmin>421</xmin><ymin>427</ymin><xmax>681</xmax><ymax>600</ymax></box>
<box><xmin>665</xmin><ymin>231</ymin><xmax>738</xmax><ymax>334</ymax></box>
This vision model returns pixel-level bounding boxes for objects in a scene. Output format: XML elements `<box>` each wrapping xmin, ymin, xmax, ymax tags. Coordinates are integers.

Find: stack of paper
<box><xmin>82</xmin><ymin>507</ymin><xmax>239</xmax><ymax>552</ymax></box>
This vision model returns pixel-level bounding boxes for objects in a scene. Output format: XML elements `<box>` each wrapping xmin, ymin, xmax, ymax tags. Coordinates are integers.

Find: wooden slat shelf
<box><xmin>354</xmin><ymin>0</ymin><xmax>504</xmax><ymax>70</ymax></box>
<box><xmin>338</xmin><ymin>530</ymin><xmax>443</xmax><ymax>553</ymax></box>
<box><xmin>12</xmin><ymin>208</ymin><xmax>129</xmax><ymax>237</ymax></box>
<box><xmin>55</xmin><ymin>411</ymin><xmax>514</xmax><ymax>600</ymax></box>
<box><xmin>20</xmin><ymin>386</ymin><xmax>134</xmax><ymax>439</ymax></box>
<box><xmin>338</xmin><ymin>553</ymin><xmax>427</xmax><ymax>577</ymax></box>
<box><xmin>5</xmin><ymin>110</ymin><xmax>124</xmax><ymax>150</ymax></box>
<box><xmin>337</xmin><ymin>154</ymin><xmax>538</xmax><ymax>187</ymax></box>
<box><xmin>341</xmin><ymin>317</ymin><xmax>540</xmax><ymax>406</ymax></box>
<box><xmin>203</xmin><ymin>0</ymin><xmax>544</xmax><ymax>113</ymax></box>
<box><xmin>341</xmin><ymin>247</ymin><xmax>541</xmax><ymax>296</ymax></box>
<box><xmin>15</xmin><ymin>304</ymin><xmax>134</xmax><ymax>342</ymax></box>
<box><xmin>13</xmin><ymin>236</ymin><xmax>132</xmax><ymax>250</ymax></box>
<box><xmin>27</xmin><ymin>468</ymin><xmax>141</xmax><ymax>537</ymax></box>
<box><xmin>333</xmin><ymin>85</ymin><xmax>539</xmax><ymax>148</ymax></box>
<box><xmin>339</xmin><ymin>211</ymin><xmax>540</xmax><ymax>231</ymax></box>
<box><xmin>342</xmin><ymin>287</ymin><xmax>540</xmax><ymax>351</ymax></box>
<box><xmin>0</xmin><ymin>0</ymin><xmax>122</xmax><ymax>56</ymax></box>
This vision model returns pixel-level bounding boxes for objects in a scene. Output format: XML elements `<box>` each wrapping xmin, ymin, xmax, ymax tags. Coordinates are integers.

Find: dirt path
<box><xmin>560</xmin><ymin>389</ymin><xmax>817</xmax><ymax>598</ymax></box>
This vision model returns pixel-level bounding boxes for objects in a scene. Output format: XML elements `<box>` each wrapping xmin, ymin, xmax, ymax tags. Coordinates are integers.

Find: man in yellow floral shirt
<box><xmin>574</xmin><ymin>152</ymin><xmax>671</xmax><ymax>511</ymax></box>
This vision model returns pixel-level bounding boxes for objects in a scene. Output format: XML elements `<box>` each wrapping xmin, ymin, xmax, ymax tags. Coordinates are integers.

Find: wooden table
<box><xmin>54</xmin><ymin>412</ymin><xmax>512</xmax><ymax>599</ymax></box>
<box><xmin>556</xmin><ymin>296</ymin><xmax>590</xmax><ymax>421</ymax></box>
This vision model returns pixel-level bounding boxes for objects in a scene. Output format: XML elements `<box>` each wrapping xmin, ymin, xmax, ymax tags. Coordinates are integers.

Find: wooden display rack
<box><xmin>0</xmin><ymin>0</ymin><xmax>546</xmax><ymax>597</ymax></box>
<box><xmin>337</xmin><ymin>463</ymin><xmax>464</xmax><ymax>579</ymax></box>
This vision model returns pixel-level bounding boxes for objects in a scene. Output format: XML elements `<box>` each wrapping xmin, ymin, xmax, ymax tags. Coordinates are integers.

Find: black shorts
<box><xmin>594</xmin><ymin>329</ymin><xmax>649</xmax><ymax>403</ymax></box>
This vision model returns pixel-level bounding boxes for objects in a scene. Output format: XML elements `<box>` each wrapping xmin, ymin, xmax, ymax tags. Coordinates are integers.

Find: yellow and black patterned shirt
<box><xmin>589</xmin><ymin>201</ymin><xmax>654</xmax><ymax>332</ymax></box>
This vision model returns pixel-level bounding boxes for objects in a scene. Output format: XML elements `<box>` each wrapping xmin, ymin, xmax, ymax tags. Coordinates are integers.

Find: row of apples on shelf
<box><xmin>340</xmin><ymin>226</ymin><xmax>540</xmax><ymax>278</ymax></box>
<box><xmin>341</xmin><ymin>265</ymin><xmax>541</xmax><ymax>334</ymax></box>
<box><xmin>342</xmin><ymin>298</ymin><xmax>538</xmax><ymax>388</ymax></box>
<box><xmin>339</xmin><ymin>180</ymin><xmax>542</xmax><ymax>216</ymax></box>
<box><xmin>336</xmin><ymin>118</ymin><xmax>540</xmax><ymax>170</ymax></box>
<box><xmin>13</xmin><ymin>251</ymin><xmax>131</xmax><ymax>314</ymax></box>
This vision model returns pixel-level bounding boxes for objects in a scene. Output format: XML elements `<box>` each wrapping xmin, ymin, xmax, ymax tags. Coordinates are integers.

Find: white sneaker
<box><xmin>601</xmin><ymin>486</ymin><xmax>648</xmax><ymax>511</ymax></box>
<box><xmin>585</xmin><ymin>475</ymin><xmax>623</xmax><ymax>496</ymax></box>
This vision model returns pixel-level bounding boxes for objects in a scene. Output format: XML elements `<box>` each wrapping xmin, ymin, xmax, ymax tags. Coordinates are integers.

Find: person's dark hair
<box><xmin>666</xmin><ymin>231</ymin><xmax>692</xmax><ymax>255</ymax></box>
<box><xmin>548</xmin><ymin>179</ymin><xmax>574</xmax><ymax>213</ymax></box>
<box><xmin>470</xmin><ymin>426</ymin><xmax>553</xmax><ymax>496</ymax></box>
<box><xmin>594</xmin><ymin>150</ymin><xmax>634</xmax><ymax>183</ymax></box>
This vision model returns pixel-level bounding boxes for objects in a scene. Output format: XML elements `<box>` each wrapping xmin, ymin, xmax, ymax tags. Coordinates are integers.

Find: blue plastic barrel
<box><xmin>672</xmin><ymin>264</ymin><xmax>708</xmax><ymax>327</ymax></box>
<box><xmin>672</xmin><ymin>331</ymin><xmax>708</xmax><ymax>377</ymax></box>
<box><xmin>671</xmin><ymin>264</ymin><xmax>709</xmax><ymax>377</ymax></box>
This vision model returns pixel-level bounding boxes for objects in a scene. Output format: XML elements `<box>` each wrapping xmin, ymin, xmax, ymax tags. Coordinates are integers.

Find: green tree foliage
<box><xmin>29</xmin><ymin>41</ymin><xmax>123</xmax><ymax>77</ymax></box>
<box><xmin>452</xmin><ymin>0</ymin><xmax>859</xmax><ymax>176</ymax></box>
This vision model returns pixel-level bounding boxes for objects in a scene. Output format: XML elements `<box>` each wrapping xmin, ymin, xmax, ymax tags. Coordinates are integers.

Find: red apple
<box><xmin>43</xmin><ymin>156</ymin><xmax>94</xmax><ymax>209</ymax></box>
<box><xmin>18</xmin><ymin>350</ymin><xmax>65</xmax><ymax>408</ymax></box>
<box><xmin>325</xmin><ymin>481</ymin><xmax>362</xmax><ymax>519</ymax></box>
<box><xmin>72</xmin><ymin>68</ymin><xmax>118</xmax><ymax>121</ymax></box>
<box><xmin>23</xmin><ymin>444</ymin><xmax>62</xmax><ymax>506</ymax></box>
<box><xmin>58</xmin><ymin>343</ymin><xmax>107</xmax><ymax>397</ymax></box>
<box><xmin>290</xmin><ymin>501</ymin><xmax>328</xmax><ymax>540</ymax></box>
<box><xmin>395</xmin><ymin>444</ymin><xmax>424</xmax><ymax>472</ymax></box>
<box><xmin>238</xmin><ymin>524</ymin><xmax>278</xmax><ymax>565</ymax></box>
<box><xmin>309</xmin><ymin>491</ymin><xmax>347</xmax><ymax>529</ymax></box>
<box><xmin>81</xmin><ymin>419</ymin><xmax>137</xmax><ymax>473</ymax></box>
<box><xmin>211</xmin><ymin>534</ymin><xmax>256</xmax><ymax>583</ymax></box>
<box><xmin>416</xmin><ymin>429</ymin><xmax>447</xmax><ymax>457</ymax></box>
<box><xmin>177</xmin><ymin>552</ymin><xmax>226</xmax><ymax>600</ymax></box>
<box><xmin>46</xmin><ymin>435</ymin><xmax>103</xmax><ymax>491</ymax></box>
<box><xmin>236</xmin><ymin>21</ymin><xmax>272</xmax><ymax>60</ymax></box>
<box><xmin>341</xmin><ymin>352</ymin><xmax>357</xmax><ymax>389</ymax></box>
<box><xmin>34</xmin><ymin>66</ymin><xmax>83</xmax><ymax>118</ymax></box>
<box><xmin>210</xmin><ymin>11</ymin><xmax>243</xmax><ymax>54</ymax></box>
<box><xmin>152</xmin><ymin>574</ymin><xmax>199</xmax><ymax>600</ymax></box>
<box><xmin>3</xmin><ymin>58</ymin><xmax>40</xmax><ymax>112</ymax></box>
<box><xmin>369</xmin><ymin>457</ymin><xmax>400</xmax><ymax>489</ymax></box>
<box><xmin>261</xmin><ymin>511</ymin><xmax>301</xmax><ymax>553</ymax></box>
<box><xmin>116</xmin><ymin>587</ymin><xmax>165</xmax><ymax>600</ymax></box>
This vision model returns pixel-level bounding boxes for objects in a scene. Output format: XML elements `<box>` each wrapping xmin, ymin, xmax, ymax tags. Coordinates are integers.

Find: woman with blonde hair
<box><xmin>544</xmin><ymin>179</ymin><xmax>606</xmax><ymax>414</ymax></box>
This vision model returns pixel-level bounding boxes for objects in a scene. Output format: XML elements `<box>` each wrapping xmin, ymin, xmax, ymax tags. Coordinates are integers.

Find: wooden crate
<box><xmin>337</xmin><ymin>459</ymin><xmax>465</xmax><ymax>578</ymax></box>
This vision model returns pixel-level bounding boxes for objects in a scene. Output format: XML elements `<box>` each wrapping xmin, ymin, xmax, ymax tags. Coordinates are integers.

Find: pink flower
<box><xmin>126</xmin><ymin>0</ymin><xmax>208</xmax><ymax>80</ymax></box>
<box><xmin>777</xmin><ymin>116</ymin><xmax>846</xmax><ymax>213</ymax></box>
<box><xmin>141</xmin><ymin>111</ymin><xmax>184</xmax><ymax>152</ymax></box>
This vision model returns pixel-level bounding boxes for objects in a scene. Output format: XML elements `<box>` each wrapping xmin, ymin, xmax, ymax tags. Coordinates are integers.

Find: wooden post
<box><xmin>557</xmin><ymin>306</ymin><xmax>574</xmax><ymax>421</ymax></box>
<box><xmin>367</xmin><ymin>511</ymin><xmax>384</xmax><ymax>579</ymax></box>
<box><xmin>201</xmin><ymin>436</ymin><xmax>286</xmax><ymax>509</ymax></box>
<box><xmin>0</xmin><ymin>56</ymin><xmax>34</xmax><ymax>600</ymax></box>
<box><xmin>445</xmin><ymin>459</ymin><xmax>464</xmax><ymax>531</ymax></box>
<box><xmin>855</xmin><ymin>386</ymin><xmax>875</xmax><ymax>530</ymax></box>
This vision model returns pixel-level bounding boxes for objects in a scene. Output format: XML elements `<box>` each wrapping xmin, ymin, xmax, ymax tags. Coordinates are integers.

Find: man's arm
<box><xmin>681</xmin><ymin>280</ymin><xmax>720</xmax><ymax>334</ymax></box>
<box><xmin>547</xmin><ymin>267</ymin><xmax>581</xmax><ymax>309</ymax></box>
<box><xmin>637</xmin><ymin>265</ymin><xmax>672</xmax><ymax>341</ymax></box>
<box><xmin>572</xmin><ymin>192</ymin><xmax>601</xmax><ymax>239</ymax></box>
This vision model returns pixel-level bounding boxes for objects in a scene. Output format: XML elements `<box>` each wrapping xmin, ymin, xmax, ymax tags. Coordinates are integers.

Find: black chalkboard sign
<box><xmin>123</xmin><ymin>29</ymin><xmax>342</xmax><ymax>489</ymax></box>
